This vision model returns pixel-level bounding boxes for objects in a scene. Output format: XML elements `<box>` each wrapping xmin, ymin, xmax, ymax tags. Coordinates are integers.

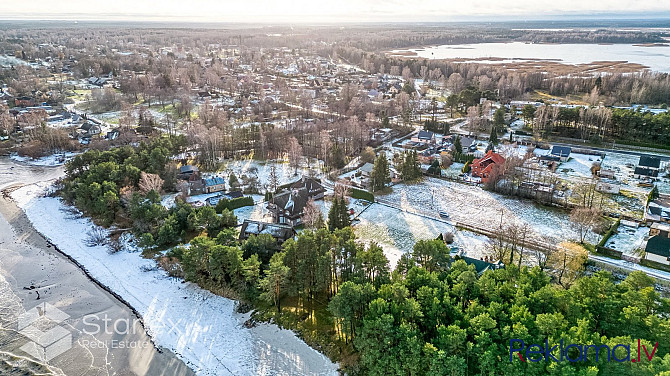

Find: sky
<box><xmin>1</xmin><ymin>0</ymin><xmax>669</xmax><ymax>23</ymax></box>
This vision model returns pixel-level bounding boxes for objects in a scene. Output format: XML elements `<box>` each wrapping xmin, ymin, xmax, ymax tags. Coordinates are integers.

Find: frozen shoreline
<box><xmin>11</xmin><ymin>182</ymin><xmax>338</xmax><ymax>376</ymax></box>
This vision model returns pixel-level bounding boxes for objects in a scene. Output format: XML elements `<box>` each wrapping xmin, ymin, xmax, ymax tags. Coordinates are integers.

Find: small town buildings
<box><xmin>634</xmin><ymin>156</ymin><xmax>661</xmax><ymax>180</ymax></box>
<box><xmin>239</xmin><ymin>220</ymin><xmax>296</xmax><ymax>244</ymax></box>
<box><xmin>550</xmin><ymin>146</ymin><xmax>572</xmax><ymax>162</ymax></box>
<box><xmin>471</xmin><ymin>150</ymin><xmax>505</xmax><ymax>184</ymax></box>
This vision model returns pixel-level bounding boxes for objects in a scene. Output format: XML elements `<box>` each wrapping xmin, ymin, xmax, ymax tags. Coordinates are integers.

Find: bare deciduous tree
<box><xmin>139</xmin><ymin>171</ymin><xmax>164</xmax><ymax>194</ymax></box>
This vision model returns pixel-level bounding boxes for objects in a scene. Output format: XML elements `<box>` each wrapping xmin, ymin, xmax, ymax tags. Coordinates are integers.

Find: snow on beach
<box><xmin>11</xmin><ymin>183</ymin><xmax>338</xmax><ymax>376</ymax></box>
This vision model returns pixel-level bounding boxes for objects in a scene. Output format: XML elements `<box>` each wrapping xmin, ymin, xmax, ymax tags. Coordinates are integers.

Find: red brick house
<box><xmin>471</xmin><ymin>150</ymin><xmax>505</xmax><ymax>184</ymax></box>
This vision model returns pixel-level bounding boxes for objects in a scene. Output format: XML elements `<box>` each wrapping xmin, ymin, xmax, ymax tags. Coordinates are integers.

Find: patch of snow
<box><xmin>10</xmin><ymin>152</ymin><xmax>78</xmax><ymax>167</ymax></box>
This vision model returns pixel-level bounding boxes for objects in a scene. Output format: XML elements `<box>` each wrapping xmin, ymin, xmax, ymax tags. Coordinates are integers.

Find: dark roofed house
<box><xmin>458</xmin><ymin>256</ymin><xmax>505</xmax><ymax>276</ymax></box>
<box><xmin>290</xmin><ymin>177</ymin><xmax>325</xmax><ymax>200</ymax></box>
<box><xmin>267</xmin><ymin>188</ymin><xmax>311</xmax><ymax>227</ymax></box>
<box><xmin>644</xmin><ymin>235</ymin><xmax>670</xmax><ymax>266</ymax></box>
<box><xmin>80</xmin><ymin>121</ymin><xmax>101</xmax><ymax>137</ymax></box>
<box><xmin>635</xmin><ymin>156</ymin><xmax>662</xmax><ymax>180</ymax></box>
<box><xmin>224</xmin><ymin>190</ymin><xmax>244</xmax><ymax>199</ymax></box>
<box><xmin>639</xmin><ymin>156</ymin><xmax>661</xmax><ymax>169</ymax></box>
<box><xmin>239</xmin><ymin>220</ymin><xmax>296</xmax><ymax>245</ymax></box>
<box><xmin>178</xmin><ymin>165</ymin><xmax>199</xmax><ymax>180</ymax></box>
<box><xmin>411</xmin><ymin>130</ymin><xmax>436</xmax><ymax>145</ymax></box>
<box><xmin>634</xmin><ymin>167</ymin><xmax>659</xmax><ymax>179</ymax></box>
<box><xmin>550</xmin><ymin>146</ymin><xmax>572</xmax><ymax>161</ymax></box>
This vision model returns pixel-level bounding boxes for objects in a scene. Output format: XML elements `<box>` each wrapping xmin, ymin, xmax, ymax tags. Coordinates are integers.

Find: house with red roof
<box><xmin>471</xmin><ymin>150</ymin><xmax>505</xmax><ymax>184</ymax></box>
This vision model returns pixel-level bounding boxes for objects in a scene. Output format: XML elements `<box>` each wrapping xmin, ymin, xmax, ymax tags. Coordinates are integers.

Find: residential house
<box><xmin>239</xmin><ymin>220</ymin><xmax>296</xmax><ymax>244</ymax></box>
<box><xmin>596</xmin><ymin>180</ymin><xmax>621</xmax><ymax>194</ymax></box>
<box><xmin>14</xmin><ymin>96</ymin><xmax>35</xmax><ymax>107</ymax></box>
<box><xmin>458</xmin><ymin>256</ymin><xmax>505</xmax><ymax>276</ymax></box>
<box><xmin>598</xmin><ymin>169</ymin><xmax>616</xmax><ymax>179</ymax></box>
<box><xmin>644</xmin><ymin>235</ymin><xmax>670</xmax><ymax>266</ymax></box>
<box><xmin>634</xmin><ymin>156</ymin><xmax>662</xmax><ymax>180</ymax></box>
<box><xmin>550</xmin><ymin>146</ymin><xmax>571</xmax><ymax>162</ymax></box>
<box><xmin>650</xmin><ymin>222</ymin><xmax>670</xmax><ymax>238</ymax></box>
<box><xmin>471</xmin><ymin>150</ymin><xmax>505</xmax><ymax>184</ymax></box>
<box><xmin>79</xmin><ymin>121</ymin><xmax>101</xmax><ymax>138</ymax></box>
<box><xmin>290</xmin><ymin>177</ymin><xmax>325</xmax><ymax>200</ymax></box>
<box><xmin>646</xmin><ymin>195</ymin><xmax>670</xmax><ymax>223</ymax></box>
<box><xmin>360</xmin><ymin>162</ymin><xmax>374</xmax><ymax>180</ymax></box>
<box><xmin>411</xmin><ymin>130</ymin><xmax>436</xmax><ymax>145</ymax></box>
<box><xmin>267</xmin><ymin>188</ymin><xmax>311</xmax><ymax>227</ymax></box>
<box><xmin>203</xmin><ymin>177</ymin><xmax>226</xmax><ymax>194</ymax></box>
<box><xmin>178</xmin><ymin>165</ymin><xmax>199</xmax><ymax>180</ymax></box>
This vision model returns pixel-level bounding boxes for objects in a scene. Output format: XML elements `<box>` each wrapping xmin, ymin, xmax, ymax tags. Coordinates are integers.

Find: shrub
<box><xmin>215</xmin><ymin>196</ymin><xmax>254</xmax><ymax>213</ymax></box>
<box><xmin>351</xmin><ymin>188</ymin><xmax>374</xmax><ymax>202</ymax></box>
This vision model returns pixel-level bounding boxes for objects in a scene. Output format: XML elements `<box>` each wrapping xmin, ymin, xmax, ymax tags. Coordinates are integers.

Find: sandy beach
<box><xmin>0</xmin><ymin>157</ymin><xmax>195</xmax><ymax>376</ymax></box>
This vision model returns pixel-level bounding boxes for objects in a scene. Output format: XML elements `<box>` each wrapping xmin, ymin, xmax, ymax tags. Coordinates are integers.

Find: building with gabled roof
<box><xmin>471</xmin><ymin>150</ymin><xmax>505</xmax><ymax>184</ymax></box>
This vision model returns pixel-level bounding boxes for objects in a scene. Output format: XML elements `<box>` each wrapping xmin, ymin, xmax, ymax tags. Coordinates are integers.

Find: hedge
<box><xmin>351</xmin><ymin>188</ymin><xmax>374</xmax><ymax>202</ymax></box>
<box><xmin>215</xmin><ymin>196</ymin><xmax>254</xmax><ymax>213</ymax></box>
<box><xmin>597</xmin><ymin>219</ymin><xmax>620</xmax><ymax>248</ymax></box>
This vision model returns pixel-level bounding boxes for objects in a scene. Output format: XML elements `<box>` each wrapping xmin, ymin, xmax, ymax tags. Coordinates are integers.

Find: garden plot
<box><xmin>380</xmin><ymin>177</ymin><xmax>598</xmax><ymax>245</ymax></box>
<box><xmin>604</xmin><ymin>224</ymin><xmax>648</xmax><ymax>257</ymax></box>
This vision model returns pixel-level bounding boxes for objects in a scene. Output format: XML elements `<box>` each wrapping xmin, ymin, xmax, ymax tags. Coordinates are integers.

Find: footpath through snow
<box><xmin>11</xmin><ymin>183</ymin><xmax>338</xmax><ymax>376</ymax></box>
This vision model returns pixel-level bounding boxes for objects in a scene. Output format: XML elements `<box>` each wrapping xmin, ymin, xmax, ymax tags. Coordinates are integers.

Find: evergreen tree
<box><xmin>370</xmin><ymin>153</ymin><xmax>390</xmax><ymax>191</ymax></box>
<box><xmin>328</xmin><ymin>197</ymin><xmax>350</xmax><ymax>231</ymax></box>
<box><xmin>489</xmin><ymin>125</ymin><xmax>498</xmax><ymax>145</ymax></box>
<box><xmin>328</xmin><ymin>197</ymin><xmax>341</xmax><ymax>231</ymax></box>
<box><xmin>427</xmin><ymin>159</ymin><xmax>441</xmax><ymax>176</ymax></box>
<box><xmin>493</xmin><ymin>107</ymin><xmax>505</xmax><ymax>128</ymax></box>
<box><xmin>453</xmin><ymin>136</ymin><xmax>463</xmax><ymax>161</ymax></box>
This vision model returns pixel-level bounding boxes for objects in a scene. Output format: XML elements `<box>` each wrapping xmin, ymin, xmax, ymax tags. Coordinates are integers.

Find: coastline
<box><xmin>0</xmin><ymin>184</ymin><xmax>195</xmax><ymax>376</ymax></box>
<box><xmin>7</xmin><ymin>181</ymin><xmax>338</xmax><ymax>376</ymax></box>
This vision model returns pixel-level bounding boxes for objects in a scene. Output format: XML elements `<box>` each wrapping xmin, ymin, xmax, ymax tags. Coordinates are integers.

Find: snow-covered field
<box><xmin>379</xmin><ymin>177</ymin><xmax>598</xmax><ymax>245</ymax></box>
<box><xmin>354</xmin><ymin>202</ymin><xmax>490</xmax><ymax>267</ymax></box>
<box><xmin>556</xmin><ymin>153</ymin><xmax>603</xmax><ymax>179</ymax></box>
<box><xmin>225</xmin><ymin>159</ymin><xmax>322</xmax><ymax>189</ymax></box>
<box><xmin>12</xmin><ymin>183</ymin><xmax>338</xmax><ymax>376</ymax></box>
<box><xmin>10</xmin><ymin>152</ymin><xmax>79</xmax><ymax>167</ymax></box>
